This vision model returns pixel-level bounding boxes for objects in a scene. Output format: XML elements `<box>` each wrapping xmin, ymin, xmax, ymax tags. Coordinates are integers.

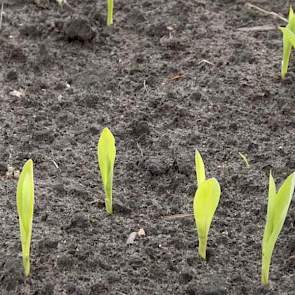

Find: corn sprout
<box><xmin>97</xmin><ymin>128</ymin><xmax>116</xmax><ymax>214</ymax></box>
<box><xmin>193</xmin><ymin>150</ymin><xmax>221</xmax><ymax>259</ymax></box>
<box><xmin>261</xmin><ymin>171</ymin><xmax>295</xmax><ymax>285</ymax></box>
<box><xmin>16</xmin><ymin>159</ymin><xmax>35</xmax><ymax>277</ymax></box>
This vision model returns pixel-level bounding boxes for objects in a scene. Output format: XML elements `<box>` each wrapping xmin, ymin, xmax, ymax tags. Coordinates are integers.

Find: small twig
<box><xmin>142</xmin><ymin>80</ymin><xmax>149</xmax><ymax>94</ymax></box>
<box><xmin>56</xmin><ymin>0</ymin><xmax>76</xmax><ymax>12</ymax></box>
<box><xmin>63</xmin><ymin>0</ymin><xmax>76</xmax><ymax>12</ymax></box>
<box><xmin>0</xmin><ymin>1</ymin><xmax>4</xmax><ymax>31</ymax></box>
<box><xmin>246</xmin><ymin>3</ymin><xmax>288</xmax><ymax>23</ymax></box>
<box><xmin>136</xmin><ymin>142</ymin><xmax>144</xmax><ymax>157</ymax></box>
<box><xmin>168</xmin><ymin>74</ymin><xmax>185</xmax><ymax>81</ymax></box>
<box><xmin>50</xmin><ymin>159</ymin><xmax>59</xmax><ymax>169</ymax></box>
<box><xmin>162</xmin><ymin>213</ymin><xmax>193</xmax><ymax>220</ymax></box>
<box><xmin>198</xmin><ymin>59</ymin><xmax>214</xmax><ymax>66</ymax></box>
<box><xmin>237</xmin><ymin>24</ymin><xmax>277</xmax><ymax>32</ymax></box>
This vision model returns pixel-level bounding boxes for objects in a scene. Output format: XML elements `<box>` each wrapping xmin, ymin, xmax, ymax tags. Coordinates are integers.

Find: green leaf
<box><xmin>281</xmin><ymin>28</ymin><xmax>292</xmax><ymax>79</ymax></box>
<box><xmin>280</xmin><ymin>27</ymin><xmax>295</xmax><ymax>47</ymax></box>
<box><xmin>270</xmin><ymin>172</ymin><xmax>295</xmax><ymax>237</ymax></box>
<box><xmin>288</xmin><ymin>6</ymin><xmax>295</xmax><ymax>29</ymax></box>
<box><xmin>261</xmin><ymin>172</ymin><xmax>295</xmax><ymax>285</ymax></box>
<box><xmin>263</xmin><ymin>171</ymin><xmax>276</xmax><ymax>247</ymax></box>
<box><xmin>107</xmin><ymin>0</ymin><xmax>114</xmax><ymax>26</ymax></box>
<box><xmin>195</xmin><ymin>150</ymin><xmax>206</xmax><ymax>187</ymax></box>
<box><xmin>280</xmin><ymin>6</ymin><xmax>295</xmax><ymax>79</ymax></box>
<box><xmin>193</xmin><ymin>177</ymin><xmax>221</xmax><ymax>259</ymax></box>
<box><xmin>16</xmin><ymin>159</ymin><xmax>34</xmax><ymax>277</ymax></box>
<box><xmin>98</xmin><ymin>127</ymin><xmax>116</xmax><ymax>214</ymax></box>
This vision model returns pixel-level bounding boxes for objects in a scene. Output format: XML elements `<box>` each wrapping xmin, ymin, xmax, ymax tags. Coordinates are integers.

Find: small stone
<box><xmin>286</xmin><ymin>255</ymin><xmax>295</xmax><ymax>268</ymax></box>
<box><xmin>8</xmin><ymin>46</ymin><xmax>27</xmax><ymax>63</ymax></box>
<box><xmin>204</xmin><ymin>289</ymin><xmax>227</xmax><ymax>295</ymax></box>
<box><xmin>179</xmin><ymin>271</ymin><xmax>193</xmax><ymax>284</ymax></box>
<box><xmin>88</xmin><ymin>124</ymin><xmax>101</xmax><ymax>135</ymax></box>
<box><xmin>1</xmin><ymin>258</ymin><xmax>24</xmax><ymax>291</ymax></box>
<box><xmin>19</xmin><ymin>24</ymin><xmax>41</xmax><ymax>38</ymax></box>
<box><xmin>6</xmin><ymin>165</ymin><xmax>14</xmax><ymax>177</ymax></box>
<box><xmin>32</xmin><ymin>130</ymin><xmax>55</xmax><ymax>144</ymax></box>
<box><xmin>65</xmin><ymin>283</ymin><xmax>84</xmax><ymax>295</ymax></box>
<box><xmin>129</xmin><ymin>120</ymin><xmax>150</xmax><ymax>137</ymax></box>
<box><xmin>13</xmin><ymin>170</ymin><xmax>20</xmax><ymax>179</ymax></box>
<box><xmin>190</xmin><ymin>91</ymin><xmax>202</xmax><ymax>101</ymax></box>
<box><xmin>6</xmin><ymin>70</ymin><xmax>18</xmax><ymax>81</ymax></box>
<box><xmin>38</xmin><ymin>283</ymin><xmax>54</xmax><ymax>295</ymax></box>
<box><xmin>53</xmin><ymin>183</ymin><xmax>65</xmax><ymax>195</ymax></box>
<box><xmin>38</xmin><ymin>238</ymin><xmax>59</xmax><ymax>252</ymax></box>
<box><xmin>64</xmin><ymin>17</ymin><xmax>96</xmax><ymax>41</ymax></box>
<box><xmin>113</xmin><ymin>200</ymin><xmax>132</xmax><ymax>214</ymax></box>
<box><xmin>41</xmin><ymin>212</ymin><xmax>48</xmax><ymax>222</ymax></box>
<box><xmin>57</xmin><ymin>254</ymin><xmax>75</xmax><ymax>271</ymax></box>
<box><xmin>126</xmin><ymin>232</ymin><xmax>138</xmax><ymax>245</ymax></box>
<box><xmin>90</xmin><ymin>281</ymin><xmax>109</xmax><ymax>295</ymax></box>
<box><xmin>0</xmin><ymin>162</ymin><xmax>7</xmax><ymax>174</ymax></box>
<box><xmin>68</xmin><ymin>214</ymin><xmax>89</xmax><ymax>229</ymax></box>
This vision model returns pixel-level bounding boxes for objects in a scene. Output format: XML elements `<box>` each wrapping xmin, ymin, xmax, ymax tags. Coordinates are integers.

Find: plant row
<box><xmin>16</xmin><ymin>127</ymin><xmax>295</xmax><ymax>287</ymax></box>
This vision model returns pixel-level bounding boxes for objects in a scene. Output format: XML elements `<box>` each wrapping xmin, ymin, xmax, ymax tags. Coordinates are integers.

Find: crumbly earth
<box><xmin>0</xmin><ymin>0</ymin><xmax>295</xmax><ymax>294</ymax></box>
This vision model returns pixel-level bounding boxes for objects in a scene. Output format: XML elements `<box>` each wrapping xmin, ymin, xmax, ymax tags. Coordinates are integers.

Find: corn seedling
<box><xmin>193</xmin><ymin>150</ymin><xmax>221</xmax><ymax>259</ymax></box>
<box><xmin>261</xmin><ymin>171</ymin><xmax>295</xmax><ymax>285</ymax></box>
<box><xmin>280</xmin><ymin>6</ymin><xmax>295</xmax><ymax>79</ymax></box>
<box><xmin>0</xmin><ymin>1</ymin><xmax>4</xmax><ymax>31</ymax></box>
<box><xmin>55</xmin><ymin>0</ymin><xmax>65</xmax><ymax>7</ymax></box>
<box><xmin>239</xmin><ymin>152</ymin><xmax>250</xmax><ymax>168</ymax></box>
<box><xmin>97</xmin><ymin>128</ymin><xmax>116</xmax><ymax>214</ymax></box>
<box><xmin>16</xmin><ymin>159</ymin><xmax>34</xmax><ymax>277</ymax></box>
<box><xmin>107</xmin><ymin>0</ymin><xmax>114</xmax><ymax>26</ymax></box>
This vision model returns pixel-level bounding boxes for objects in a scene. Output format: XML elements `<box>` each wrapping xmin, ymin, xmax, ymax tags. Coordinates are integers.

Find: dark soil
<box><xmin>1</xmin><ymin>0</ymin><xmax>295</xmax><ymax>294</ymax></box>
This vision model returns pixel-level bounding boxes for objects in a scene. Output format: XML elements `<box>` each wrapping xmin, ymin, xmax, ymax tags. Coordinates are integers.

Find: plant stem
<box><xmin>246</xmin><ymin>3</ymin><xmax>287</xmax><ymax>23</ymax></box>
<box><xmin>105</xmin><ymin>178</ymin><xmax>113</xmax><ymax>214</ymax></box>
<box><xmin>198</xmin><ymin>236</ymin><xmax>208</xmax><ymax>259</ymax></box>
<box><xmin>261</xmin><ymin>252</ymin><xmax>271</xmax><ymax>285</ymax></box>
<box><xmin>105</xmin><ymin>194</ymin><xmax>113</xmax><ymax>214</ymax></box>
<box><xmin>23</xmin><ymin>255</ymin><xmax>30</xmax><ymax>277</ymax></box>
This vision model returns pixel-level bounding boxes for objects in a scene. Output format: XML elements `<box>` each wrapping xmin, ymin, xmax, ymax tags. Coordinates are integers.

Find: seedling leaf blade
<box><xmin>262</xmin><ymin>172</ymin><xmax>276</xmax><ymax>247</ymax></box>
<box><xmin>280</xmin><ymin>27</ymin><xmax>295</xmax><ymax>48</ymax></box>
<box><xmin>16</xmin><ymin>159</ymin><xmax>34</xmax><ymax>277</ymax></box>
<box><xmin>261</xmin><ymin>172</ymin><xmax>295</xmax><ymax>285</ymax></box>
<box><xmin>280</xmin><ymin>6</ymin><xmax>295</xmax><ymax>79</ymax></box>
<box><xmin>107</xmin><ymin>0</ymin><xmax>114</xmax><ymax>26</ymax></box>
<box><xmin>98</xmin><ymin>127</ymin><xmax>116</xmax><ymax>214</ymax></box>
<box><xmin>193</xmin><ymin>177</ymin><xmax>221</xmax><ymax>259</ymax></box>
<box><xmin>195</xmin><ymin>150</ymin><xmax>206</xmax><ymax>187</ymax></box>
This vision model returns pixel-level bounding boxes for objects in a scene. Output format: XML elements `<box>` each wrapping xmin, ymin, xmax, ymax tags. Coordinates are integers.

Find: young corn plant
<box><xmin>239</xmin><ymin>152</ymin><xmax>250</xmax><ymax>168</ymax></box>
<box><xmin>193</xmin><ymin>150</ymin><xmax>221</xmax><ymax>259</ymax></box>
<box><xmin>97</xmin><ymin>127</ymin><xmax>116</xmax><ymax>214</ymax></box>
<box><xmin>280</xmin><ymin>6</ymin><xmax>295</xmax><ymax>79</ymax></box>
<box><xmin>261</xmin><ymin>171</ymin><xmax>295</xmax><ymax>285</ymax></box>
<box><xmin>16</xmin><ymin>159</ymin><xmax>35</xmax><ymax>277</ymax></box>
<box><xmin>107</xmin><ymin>0</ymin><xmax>114</xmax><ymax>26</ymax></box>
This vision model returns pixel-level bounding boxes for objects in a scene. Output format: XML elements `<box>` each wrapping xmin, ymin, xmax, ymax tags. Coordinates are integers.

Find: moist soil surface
<box><xmin>1</xmin><ymin>0</ymin><xmax>295</xmax><ymax>294</ymax></box>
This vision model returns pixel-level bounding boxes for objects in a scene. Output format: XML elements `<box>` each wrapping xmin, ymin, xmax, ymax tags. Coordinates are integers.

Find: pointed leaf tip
<box><xmin>195</xmin><ymin>150</ymin><xmax>206</xmax><ymax>187</ymax></box>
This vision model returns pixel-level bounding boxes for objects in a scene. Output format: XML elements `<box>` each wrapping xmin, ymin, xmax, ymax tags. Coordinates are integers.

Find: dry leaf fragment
<box><xmin>9</xmin><ymin>89</ymin><xmax>25</xmax><ymax>98</ymax></box>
